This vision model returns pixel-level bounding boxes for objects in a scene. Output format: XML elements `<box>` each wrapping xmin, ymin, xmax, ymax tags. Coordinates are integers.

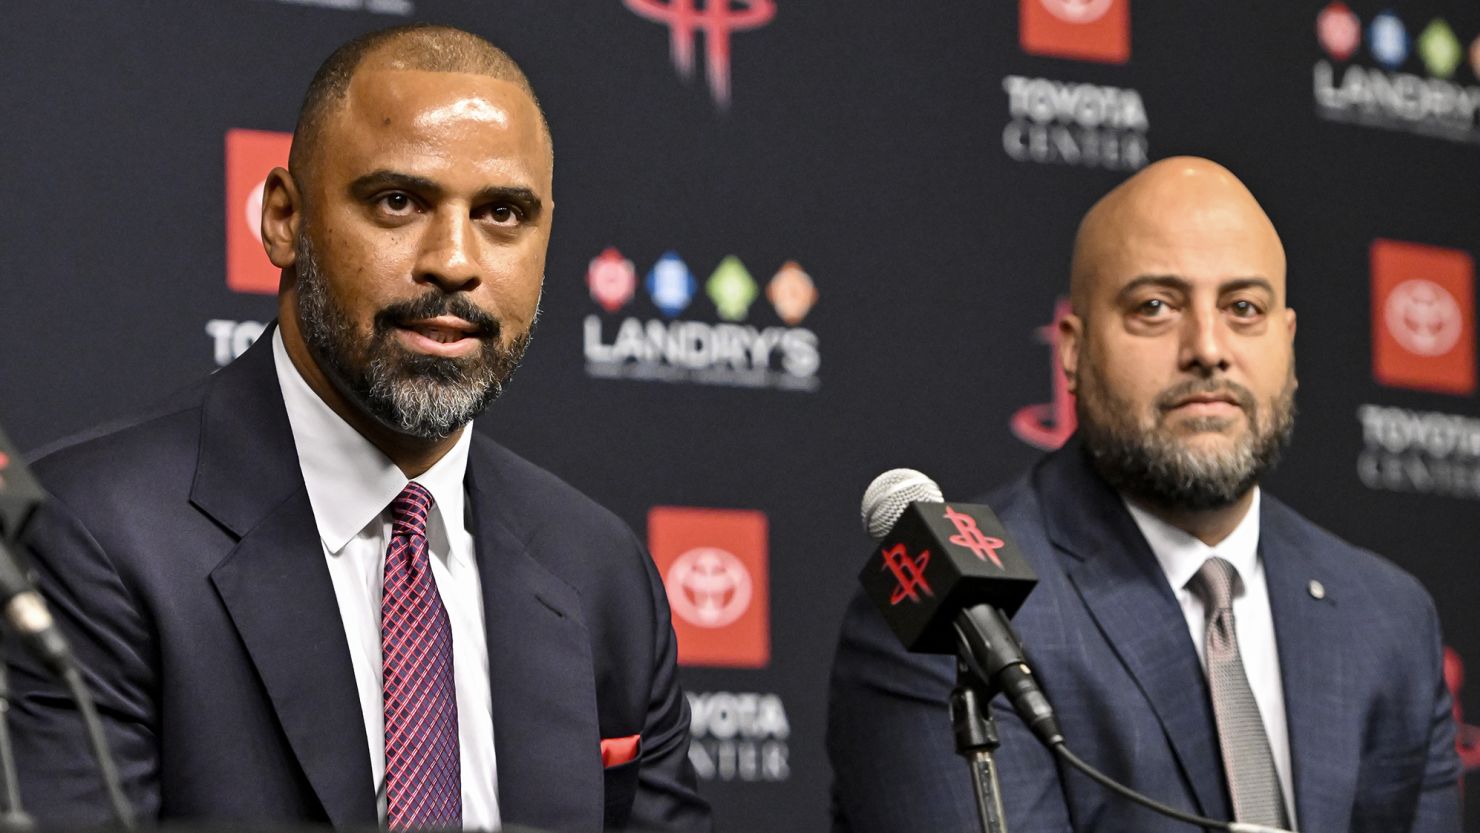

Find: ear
<box><xmin>1058</xmin><ymin>312</ymin><xmax>1084</xmax><ymax>395</ymax></box>
<box><xmin>1284</xmin><ymin>306</ymin><xmax>1297</xmax><ymax>342</ymax></box>
<box><xmin>260</xmin><ymin>167</ymin><xmax>301</xmax><ymax>270</ymax></box>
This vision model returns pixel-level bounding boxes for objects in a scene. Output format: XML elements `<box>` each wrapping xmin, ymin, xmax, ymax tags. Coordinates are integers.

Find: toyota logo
<box><xmin>1039</xmin><ymin>0</ymin><xmax>1114</xmax><ymax>24</ymax></box>
<box><xmin>1385</xmin><ymin>279</ymin><xmax>1464</xmax><ymax>357</ymax></box>
<box><xmin>666</xmin><ymin>547</ymin><xmax>753</xmax><ymax>629</ymax></box>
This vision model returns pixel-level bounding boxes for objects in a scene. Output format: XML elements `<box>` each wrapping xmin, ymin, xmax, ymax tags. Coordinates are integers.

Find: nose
<box><xmin>415</xmin><ymin>207</ymin><xmax>482</xmax><ymax>292</ymax></box>
<box><xmin>1178</xmin><ymin>304</ymin><xmax>1229</xmax><ymax>375</ymax></box>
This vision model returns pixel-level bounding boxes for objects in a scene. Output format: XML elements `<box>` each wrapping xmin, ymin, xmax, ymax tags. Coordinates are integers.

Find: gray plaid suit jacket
<box><xmin>829</xmin><ymin>438</ymin><xmax>1460</xmax><ymax>833</ymax></box>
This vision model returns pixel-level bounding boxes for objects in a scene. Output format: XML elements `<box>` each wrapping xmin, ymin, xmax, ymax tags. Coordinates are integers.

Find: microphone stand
<box><xmin>950</xmin><ymin>660</ymin><xmax>1009</xmax><ymax>833</ymax></box>
<box><xmin>0</xmin><ymin>644</ymin><xmax>33</xmax><ymax>831</ymax></box>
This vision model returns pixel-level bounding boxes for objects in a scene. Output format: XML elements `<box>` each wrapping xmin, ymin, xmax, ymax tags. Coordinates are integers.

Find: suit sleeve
<box><xmin>827</xmin><ymin>589</ymin><xmax>1073</xmax><ymax>833</ymax></box>
<box><xmin>1408</xmin><ymin>592</ymin><xmax>1461</xmax><ymax>833</ymax></box>
<box><xmin>9</xmin><ymin>496</ymin><xmax>160</xmax><ymax>823</ymax></box>
<box><xmin>625</xmin><ymin>535</ymin><xmax>713</xmax><ymax>832</ymax></box>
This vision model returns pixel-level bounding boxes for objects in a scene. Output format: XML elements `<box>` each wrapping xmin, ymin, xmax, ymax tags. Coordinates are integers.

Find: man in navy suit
<box><xmin>829</xmin><ymin>158</ymin><xmax>1460</xmax><ymax>832</ymax></box>
<box><xmin>11</xmin><ymin>24</ymin><xmax>709</xmax><ymax>831</ymax></box>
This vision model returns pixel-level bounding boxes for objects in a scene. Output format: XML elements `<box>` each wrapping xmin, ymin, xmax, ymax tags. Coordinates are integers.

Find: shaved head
<box><xmin>288</xmin><ymin>24</ymin><xmax>548</xmax><ymax>188</ymax></box>
<box><xmin>1056</xmin><ymin>156</ymin><xmax>1297</xmax><ymax>525</ymax></box>
<box><xmin>1068</xmin><ymin>157</ymin><xmax>1286</xmax><ymax>317</ymax></box>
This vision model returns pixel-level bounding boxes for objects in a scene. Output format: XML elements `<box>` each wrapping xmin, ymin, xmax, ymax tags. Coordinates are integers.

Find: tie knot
<box><xmin>391</xmin><ymin>482</ymin><xmax>434</xmax><ymax>538</ymax></box>
<box><xmin>1188</xmin><ymin>555</ymin><xmax>1240</xmax><ymax>614</ymax></box>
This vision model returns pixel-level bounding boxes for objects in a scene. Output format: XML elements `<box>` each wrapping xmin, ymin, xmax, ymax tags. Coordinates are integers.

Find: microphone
<box><xmin>0</xmin><ymin>424</ymin><xmax>71</xmax><ymax>675</ymax></box>
<box><xmin>858</xmin><ymin>468</ymin><xmax>1062</xmax><ymax>746</ymax></box>
<box><xmin>859</xmin><ymin>470</ymin><xmax>1295</xmax><ymax>833</ymax></box>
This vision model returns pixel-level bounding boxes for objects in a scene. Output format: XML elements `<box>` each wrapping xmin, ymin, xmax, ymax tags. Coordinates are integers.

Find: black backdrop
<box><xmin>2</xmin><ymin>1</ymin><xmax>1478</xmax><ymax>830</ymax></box>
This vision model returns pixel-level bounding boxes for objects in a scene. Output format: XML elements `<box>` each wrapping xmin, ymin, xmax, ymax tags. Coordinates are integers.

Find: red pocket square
<box><xmin>601</xmin><ymin>734</ymin><xmax>641</xmax><ymax>768</ymax></box>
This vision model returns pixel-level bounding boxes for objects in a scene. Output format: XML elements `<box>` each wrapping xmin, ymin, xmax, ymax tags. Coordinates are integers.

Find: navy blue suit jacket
<box><xmin>10</xmin><ymin>333</ymin><xmax>710</xmax><ymax>831</ymax></box>
<box><xmin>829</xmin><ymin>439</ymin><xmax>1460</xmax><ymax>833</ymax></box>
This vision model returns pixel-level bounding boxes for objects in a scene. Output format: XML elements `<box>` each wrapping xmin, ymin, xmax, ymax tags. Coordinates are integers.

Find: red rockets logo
<box><xmin>881</xmin><ymin>543</ymin><xmax>932</xmax><ymax>606</ymax></box>
<box><xmin>624</xmin><ymin>0</ymin><xmax>776</xmax><ymax>109</ymax></box>
<box><xmin>1012</xmin><ymin>298</ymin><xmax>1077</xmax><ymax>450</ymax></box>
<box><xmin>944</xmin><ymin>506</ymin><xmax>1006</xmax><ymax>569</ymax></box>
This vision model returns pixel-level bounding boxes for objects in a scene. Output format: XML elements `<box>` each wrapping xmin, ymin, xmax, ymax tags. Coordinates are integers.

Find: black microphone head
<box><xmin>860</xmin><ymin>497</ymin><xmax>1038</xmax><ymax>654</ymax></box>
<box><xmin>0</xmin><ymin>423</ymin><xmax>44</xmax><ymax>543</ymax></box>
<box><xmin>861</xmin><ymin>468</ymin><xmax>944</xmax><ymax>541</ymax></box>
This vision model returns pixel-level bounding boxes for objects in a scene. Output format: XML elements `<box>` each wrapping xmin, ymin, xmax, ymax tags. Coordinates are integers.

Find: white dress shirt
<box><xmin>273</xmin><ymin>330</ymin><xmax>500</xmax><ymax>830</ymax></box>
<box><xmin>1123</xmin><ymin>489</ymin><xmax>1295</xmax><ymax>825</ymax></box>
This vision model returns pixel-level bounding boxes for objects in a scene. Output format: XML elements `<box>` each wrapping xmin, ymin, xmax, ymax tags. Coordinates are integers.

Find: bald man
<box><xmin>10</xmin><ymin>25</ymin><xmax>709</xmax><ymax>831</ymax></box>
<box><xmin>828</xmin><ymin>158</ymin><xmax>1460</xmax><ymax>833</ymax></box>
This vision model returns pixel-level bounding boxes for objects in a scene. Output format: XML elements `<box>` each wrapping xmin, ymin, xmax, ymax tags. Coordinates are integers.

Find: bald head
<box><xmin>1068</xmin><ymin>157</ymin><xmax>1286</xmax><ymax>316</ymax></box>
<box><xmin>288</xmin><ymin>24</ymin><xmax>548</xmax><ymax>186</ymax></box>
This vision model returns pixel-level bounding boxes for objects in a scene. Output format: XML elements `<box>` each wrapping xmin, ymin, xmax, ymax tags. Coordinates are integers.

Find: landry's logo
<box><xmin>1313</xmin><ymin>4</ymin><xmax>1480</xmax><ymax>145</ymax></box>
<box><xmin>1003</xmin><ymin>1</ymin><xmax>1146</xmax><ymax>170</ymax></box>
<box><xmin>1012</xmin><ymin>298</ymin><xmax>1077</xmax><ymax>451</ymax></box>
<box><xmin>1370</xmin><ymin>239</ymin><xmax>1475</xmax><ymax>395</ymax></box>
<box><xmin>1019</xmin><ymin>0</ymin><xmax>1130</xmax><ymax>65</ymax></box>
<box><xmin>624</xmin><ymin>0</ymin><xmax>776</xmax><ymax>110</ymax></box>
<box><xmin>649</xmin><ymin>506</ymin><xmax>769</xmax><ymax>668</ymax></box>
<box><xmin>225</xmin><ymin>129</ymin><xmax>292</xmax><ymax>295</ymax></box>
<box><xmin>583</xmin><ymin>247</ymin><xmax>821</xmax><ymax>391</ymax></box>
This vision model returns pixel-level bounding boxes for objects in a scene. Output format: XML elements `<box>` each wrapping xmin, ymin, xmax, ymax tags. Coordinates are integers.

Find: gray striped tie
<box><xmin>1187</xmin><ymin>557</ymin><xmax>1290</xmax><ymax>828</ymax></box>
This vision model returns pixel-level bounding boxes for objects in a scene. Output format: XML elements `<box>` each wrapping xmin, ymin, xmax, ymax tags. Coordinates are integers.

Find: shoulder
<box><xmin>29</xmin><ymin>381</ymin><xmax>210</xmax><ymax>516</ymax></box>
<box><xmin>1262</xmin><ymin>493</ymin><xmax>1438</xmax><ymax>620</ymax></box>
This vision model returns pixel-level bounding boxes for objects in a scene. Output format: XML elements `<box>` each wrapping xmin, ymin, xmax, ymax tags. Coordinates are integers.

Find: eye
<box><xmin>479</xmin><ymin>203</ymin><xmax>524</xmax><ymax>226</ymax></box>
<box><xmin>1138</xmin><ymin>298</ymin><xmax>1170</xmax><ymax>317</ymax></box>
<box><xmin>375</xmin><ymin>192</ymin><xmax>417</xmax><ymax>215</ymax></box>
<box><xmin>1228</xmin><ymin>299</ymin><xmax>1264</xmax><ymax>319</ymax></box>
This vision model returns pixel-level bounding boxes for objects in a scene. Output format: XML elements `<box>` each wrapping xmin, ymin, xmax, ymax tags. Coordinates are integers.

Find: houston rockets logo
<box><xmin>1444</xmin><ymin>647</ymin><xmax>1480</xmax><ymax>778</ymax></box>
<box><xmin>623</xmin><ymin>0</ymin><xmax>776</xmax><ymax>109</ymax></box>
<box><xmin>881</xmin><ymin>543</ymin><xmax>932</xmax><ymax>605</ymax></box>
<box><xmin>943</xmin><ymin>506</ymin><xmax>1006</xmax><ymax>569</ymax></box>
<box><xmin>1012</xmin><ymin>298</ymin><xmax>1077</xmax><ymax>450</ymax></box>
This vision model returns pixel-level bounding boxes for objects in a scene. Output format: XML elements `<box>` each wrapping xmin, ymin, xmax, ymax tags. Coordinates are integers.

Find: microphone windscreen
<box><xmin>861</xmin><ymin>468</ymin><xmax>943</xmax><ymax>541</ymax></box>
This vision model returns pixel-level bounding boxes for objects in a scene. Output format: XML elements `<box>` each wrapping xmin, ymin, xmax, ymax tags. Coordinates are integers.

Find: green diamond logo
<box><xmin>706</xmin><ymin>256</ymin><xmax>758</xmax><ymax>321</ymax></box>
<box><xmin>1418</xmin><ymin>18</ymin><xmax>1462</xmax><ymax>78</ymax></box>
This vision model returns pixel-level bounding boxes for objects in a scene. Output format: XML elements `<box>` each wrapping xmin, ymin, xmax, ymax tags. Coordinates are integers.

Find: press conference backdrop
<box><xmin>2</xmin><ymin>0</ymin><xmax>1478</xmax><ymax>829</ymax></box>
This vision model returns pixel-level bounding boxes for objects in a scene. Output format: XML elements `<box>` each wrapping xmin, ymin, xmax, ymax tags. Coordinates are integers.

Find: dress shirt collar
<box><xmin>1123</xmin><ymin>488</ymin><xmax>1263</xmax><ymax>595</ymax></box>
<box><xmin>271</xmin><ymin>328</ymin><xmax>472</xmax><ymax>558</ymax></box>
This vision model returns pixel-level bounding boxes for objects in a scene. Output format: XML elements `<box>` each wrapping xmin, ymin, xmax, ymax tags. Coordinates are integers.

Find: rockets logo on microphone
<box><xmin>862</xmin><ymin>500</ymin><xmax>1036</xmax><ymax>654</ymax></box>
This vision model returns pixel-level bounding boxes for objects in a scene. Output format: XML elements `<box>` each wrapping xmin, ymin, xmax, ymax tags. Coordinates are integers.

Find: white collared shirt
<box><xmin>1123</xmin><ymin>489</ymin><xmax>1295</xmax><ymax>824</ymax></box>
<box><xmin>272</xmin><ymin>330</ymin><xmax>500</xmax><ymax>830</ymax></box>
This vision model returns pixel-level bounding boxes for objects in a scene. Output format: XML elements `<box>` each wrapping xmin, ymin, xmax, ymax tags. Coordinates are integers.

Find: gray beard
<box><xmin>1077</xmin><ymin>366</ymin><xmax>1297</xmax><ymax>512</ymax></box>
<box><xmin>293</xmin><ymin>232</ymin><xmax>532</xmax><ymax>440</ymax></box>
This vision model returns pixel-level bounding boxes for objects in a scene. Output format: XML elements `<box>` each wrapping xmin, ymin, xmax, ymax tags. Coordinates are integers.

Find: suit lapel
<box><xmin>194</xmin><ymin>333</ymin><xmax>376</xmax><ymax>827</ymax></box>
<box><xmin>1039</xmin><ymin>442</ymin><xmax>1230</xmax><ymax>820</ymax></box>
<box><xmin>466</xmin><ymin>438</ymin><xmax>603</xmax><ymax>833</ymax></box>
<box><xmin>1261</xmin><ymin>499</ymin><xmax>1356</xmax><ymax>833</ymax></box>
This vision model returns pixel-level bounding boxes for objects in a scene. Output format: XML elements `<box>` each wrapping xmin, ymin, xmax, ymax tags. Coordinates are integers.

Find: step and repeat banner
<box><xmin>2</xmin><ymin>1</ymin><xmax>1478</xmax><ymax>829</ymax></box>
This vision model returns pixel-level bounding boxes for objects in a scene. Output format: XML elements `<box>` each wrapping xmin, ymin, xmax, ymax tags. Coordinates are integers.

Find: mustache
<box><xmin>373</xmin><ymin>292</ymin><xmax>501</xmax><ymax>340</ymax></box>
<box><xmin>1155</xmin><ymin>378</ymin><xmax>1256</xmax><ymax>413</ymax></box>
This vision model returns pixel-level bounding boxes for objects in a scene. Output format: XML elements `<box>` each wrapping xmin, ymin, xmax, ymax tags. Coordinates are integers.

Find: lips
<box><xmin>403</xmin><ymin>316</ymin><xmax>479</xmax><ymax>343</ymax></box>
<box><xmin>393</xmin><ymin>315</ymin><xmax>486</xmax><ymax>358</ymax></box>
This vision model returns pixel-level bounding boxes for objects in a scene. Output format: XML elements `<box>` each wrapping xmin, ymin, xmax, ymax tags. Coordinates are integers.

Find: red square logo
<box><xmin>225</xmin><ymin>129</ymin><xmax>293</xmax><ymax>294</ymax></box>
<box><xmin>648</xmin><ymin>507</ymin><xmax>769</xmax><ymax>668</ymax></box>
<box><xmin>1371</xmin><ymin>239</ymin><xmax>1476</xmax><ymax>395</ymax></box>
<box><xmin>1020</xmin><ymin>0</ymin><xmax>1130</xmax><ymax>64</ymax></box>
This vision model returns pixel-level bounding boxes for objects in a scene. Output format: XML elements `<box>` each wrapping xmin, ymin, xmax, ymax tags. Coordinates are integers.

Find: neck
<box><xmin>278</xmin><ymin>312</ymin><xmax>461</xmax><ymax>479</ymax></box>
<box><xmin>1126</xmin><ymin>489</ymin><xmax>1255</xmax><ymax>547</ymax></box>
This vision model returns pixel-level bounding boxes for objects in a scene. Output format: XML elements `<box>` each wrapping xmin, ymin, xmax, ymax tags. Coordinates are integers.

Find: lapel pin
<box><xmin>1308</xmin><ymin>579</ymin><xmax>1326</xmax><ymax>600</ymax></box>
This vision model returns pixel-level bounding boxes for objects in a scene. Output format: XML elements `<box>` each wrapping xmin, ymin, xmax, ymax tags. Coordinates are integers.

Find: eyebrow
<box><xmin>348</xmin><ymin>170</ymin><xmax>545</xmax><ymax>217</ymax></box>
<box><xmin>1117</xmin><ymin>274</ymin><xmax>1276</xmax><ymax>300</ymax></box>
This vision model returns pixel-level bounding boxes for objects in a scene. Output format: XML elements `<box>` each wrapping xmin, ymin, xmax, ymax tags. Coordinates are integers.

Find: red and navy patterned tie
<box><xmin>382</xmin><ymin>482</ymin><xmax>461</xmax><ymax>829</ymax></box>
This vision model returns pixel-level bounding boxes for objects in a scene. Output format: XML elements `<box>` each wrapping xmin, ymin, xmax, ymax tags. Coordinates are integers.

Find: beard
<box><xmin>293</xmin><ymin>231</ymin><xmax>533</xmax><ymax>440</ymax></box>
<box><xmin>1076</xmin><ymin>351</ymin><xmax>1297</xmax><ymax>512</ymax></box>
